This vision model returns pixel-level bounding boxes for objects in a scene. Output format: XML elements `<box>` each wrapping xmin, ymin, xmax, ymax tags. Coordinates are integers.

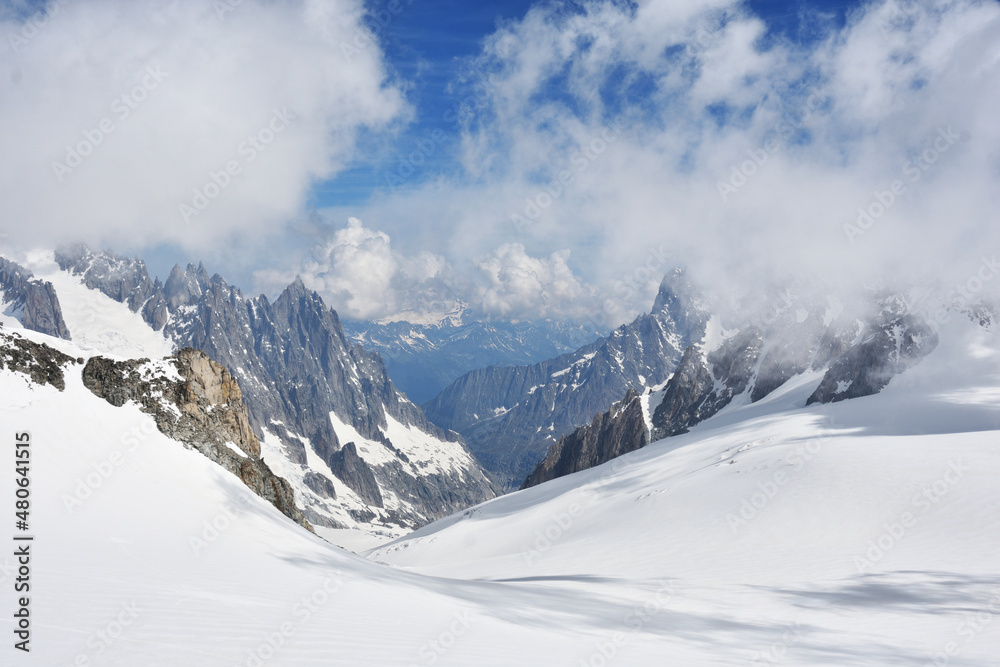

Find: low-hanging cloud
<box><xmin>4</xmin><ymin>0</ymin><xmax>997</xmax><ymax>327</ymax></box>
<box><xmin>0</xmin><ymin>0</ymin><xmax>406</xmax><ymax>250</ymax></box>
<box><xmin>342</xmin><ymin>0</ymin><xmax>1000</xmax><ymax>323</ymax></box>
<box><xmin>475</xmin><ymin>243</ymin><xmax>597</xmax><ymax>320</ymax></box>
<box><xmin>254</xmin><ymin>217</ymin><xmax>602</xmax><ymax>322</ymax></box>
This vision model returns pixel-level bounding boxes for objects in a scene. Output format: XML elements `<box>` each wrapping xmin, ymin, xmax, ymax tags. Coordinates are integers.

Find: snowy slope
<box><xmin>23</xmin><ymin>250</ymin><xmax>173</xmax><ymax>359</ymax></box>
<box><xmin>1</xmin><ymin>317</ymin><xmax>999</xmax><ymax>665</ymax></box>
<box><xmin>6</xmin><ymin>250</ymin><xmax>495</xmax><ymax>543</ymax></box>
<box><xmin>0</xmin><ymin>329</ymin><xmax>635</xmax><ymax>665</ymax></box>
<box><xmin>370</xmin><ymin>317</ymin><xmax>1000</xmax><ymax>664</ymax></box>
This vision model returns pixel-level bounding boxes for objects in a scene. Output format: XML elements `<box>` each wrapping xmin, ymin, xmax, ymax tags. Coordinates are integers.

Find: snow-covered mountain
<box><xmin>423</xmin><ymin>268</ymin><xmax>710</xmax><ymax>488</ymax></box>
<box><xmin>3</xmin><ymin>303</ymin><xmax>998</xmax><ymax>665</ymax></box>
<box><xmin>1</xmin><ymin>247</ymin><xmax>497</xmax><ymax>543</ymax></box>
<box><xmin>342</xmin><ymin>315</ymin><xmax>604</xmax><ymax>404</ymax></box>
<box><xmin>1</xmin><ymin>256</ymin><xmax>70</xmax><ymax>339</ymax></box>
<box><xmin>523</xmin><ymin>288</ymin><xmax>943</xmax><ymax>488</ymax></box>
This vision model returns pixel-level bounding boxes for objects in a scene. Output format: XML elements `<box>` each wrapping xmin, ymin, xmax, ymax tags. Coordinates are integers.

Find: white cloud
<box><xmin>7</xmin><ymin>0</ymin><xmax>997</xmax><ymax>328</ymax></box>
<box><xmin>254</xmin><ymin>218</ymin><xmax>599</xmax><ymax>322</ymax></box>
<box><xmin>475</xmin><ymin>244</ymin><xmax>597</xmax><ymax>320</ymax></box>
<box><xmin>344</xmin><ymin>0</ymin><xmax>1000</xmax><ymax>323</ymax></box>
<box><xmin>0</xmin><ymin>0</ymin><xmax>406</xmax><ymax>250</ymax></box>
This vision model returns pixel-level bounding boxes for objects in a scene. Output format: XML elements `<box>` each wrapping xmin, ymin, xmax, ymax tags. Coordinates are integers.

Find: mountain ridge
<box><xmin>47</xmin><ymin>244</ymin><xmax>497</xmax><ymax>537</ymax></box>
<box><xmin>423</xmin><ymin>268</ymin><xmax>710</xmax><ymax>488</ymax></box>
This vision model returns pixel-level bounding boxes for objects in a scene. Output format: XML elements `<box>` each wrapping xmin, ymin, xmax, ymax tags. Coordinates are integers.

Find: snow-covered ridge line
<box><xmin>1</xmin><ymin>325</ymin><xmax>310</xmax><ymax>529</ymax></box>
<box><xmin>29</xmin><ymin>245</ymin><xmax>496</xmax><ymax>542</ymax></box>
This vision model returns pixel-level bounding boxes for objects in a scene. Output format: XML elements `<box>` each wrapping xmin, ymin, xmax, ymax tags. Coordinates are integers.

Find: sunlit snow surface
<box><xmin>1</xmin><ymin>318</ymin><xmax>999</xmax><ymax>665</ymax></box>
<box><xmin>24</xmin><ymin>250</ymin><xmax>175</xmax><ymax>359</ymax></box>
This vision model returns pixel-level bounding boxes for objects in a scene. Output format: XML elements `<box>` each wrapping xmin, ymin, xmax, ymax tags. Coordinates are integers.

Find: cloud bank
<box><xmin>0</xmin><ymin>0</ymin><xmax>405</xmax><ymax>249</ymax></box>
<box><xmin>3</xmin><ymin>0</ymin><xmax>998</xmax><ymax>327</ymax></box>
<box><xmin>344</xmin><ymin>0</ymin><xmax>1000</xmax><ymax>322</ymax></box>
<box><xmin>254</xmin><ymin>217</ymin><xmax>602</xmax><ymax>322</ymax></box>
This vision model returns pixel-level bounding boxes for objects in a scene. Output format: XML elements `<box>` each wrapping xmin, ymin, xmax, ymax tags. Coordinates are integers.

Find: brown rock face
<box><xmin>83</xmin><ymin>347</ymin><xmax>310</xmax><ymax>531</ymax></box>
<box><xmin>173</xmin><ymin>348</ymin><xmax>261</xmax><ymax>458</ymax></box>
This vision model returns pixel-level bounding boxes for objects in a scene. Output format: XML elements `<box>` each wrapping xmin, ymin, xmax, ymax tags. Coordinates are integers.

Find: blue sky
<box><xmin>312</xmin><ymin>0</ymin><xmax>866</xmax><ymax>209</ymax></box>
<box><xmin>1</xmin><ymin>0</ymin><xmax>996</xmax><ymax>325</ymax></box>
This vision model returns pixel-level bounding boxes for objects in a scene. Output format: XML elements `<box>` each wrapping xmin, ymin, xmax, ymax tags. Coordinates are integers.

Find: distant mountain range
<box><xmin>422</xmin><ymin>269</ymin><xmax>710</xmax><ymax>488</ymax></box>
<box><xmin>5</xmin><ymin>243</ymin><xmax>975</xmax><ymax>529</ymax></box>
<box><xmin>522</xmin><ymin>289</ymin><xmax>944</xmax><ymax>488</ymax></box>
<box><xmin>343</xmin><ymin>316</ymin><xmax>605</xmax><ymax>404</ymax></box>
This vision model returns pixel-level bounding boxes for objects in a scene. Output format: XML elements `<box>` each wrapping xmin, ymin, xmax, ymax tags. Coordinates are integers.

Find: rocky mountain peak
<box><xmin>164</xmin><ymin>263</ymin><xmax>205</xmax><ymax>310</ymax></box>
<box><xmin>54</xmin><ymin>245</ymin><xmax>497</xmax><ymax>534</ymax></box>
<box><xmin>1</xmin><ymin>257</ymin><xmax>71</xmax><ymax>340</ymax></box>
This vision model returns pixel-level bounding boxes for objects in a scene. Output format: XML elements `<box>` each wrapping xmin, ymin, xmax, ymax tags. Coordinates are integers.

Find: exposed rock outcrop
<box><xmin>523</xmin><ymin>389</ymin><xmax>648</xmax><ymax>488</ymax></box>
<box><xmin>82</xmin><ymin>348</ymin><xmax>311</xmax><ymax>531</ymax></box>
<box><xmin>807</xmin><ymin>304</ymin><xmax>938</xmax><ymax>405</ymax></box>
<box><xmin>0</xmin><ymin>327</ymin><xmax>80</xmax><ymax>390</ymax></box>
<box><xmin>523</xmin><ymin>290</ymin><xmax>942</xmax><ymax>489</ymax></box>
<box><xmin>0</xmin><ymin>257</ymin><xmax>71</xmax><ymax>340</ymax></box>
<box><xmin>329</xmin><ymin>443</ymin><xmax>383</xmax><ymax>508</ymax></box>
<box><xmin>303</xmin><ymin>471</ymin><xmax>338</xmax><ymax>500</ymax></box>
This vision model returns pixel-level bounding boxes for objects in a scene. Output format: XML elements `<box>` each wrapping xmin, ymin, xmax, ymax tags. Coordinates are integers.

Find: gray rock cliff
<box><xmin>55</xmin><ymin>245</ymin><xmax>496</xmax><ymax>530</ymax></box>
<box><xmin>0</xmin><ymin>257</ymin><xmax>71</xmax><ymax>340</ymax></box>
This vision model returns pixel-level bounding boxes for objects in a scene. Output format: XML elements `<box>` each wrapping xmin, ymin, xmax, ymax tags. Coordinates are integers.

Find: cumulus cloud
<box><xmin>254</xmin><ymin>218</ymin><xmax>600</xmax><ymax>322</ymax></box>
<box><xmin>0</xmin><ymin>0</ymin><xmax>405</xmax><ymax>250</ymax></box>
<box><xmin>344</xmin><ymin>0</ymin><xmax>1000</xmax><ymax>323</ymax></box>
<box><xmin>476</xmin><ymin>244</ymin><xmax>597</xmax><ymax>319</ymax></box>
<box><xmin>6</xmin><ymin>0</ymin><xmax>997</xmax><ymax>327</ymax></box>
